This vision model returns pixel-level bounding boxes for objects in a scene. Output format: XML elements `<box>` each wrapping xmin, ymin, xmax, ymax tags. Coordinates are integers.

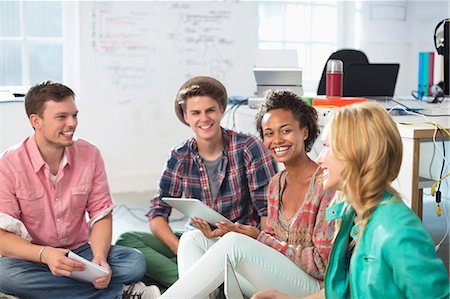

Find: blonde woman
<box><xmin>252</xmin><ymin>102</ymin><xmax>449</xmax><ymax>299</ymax></box>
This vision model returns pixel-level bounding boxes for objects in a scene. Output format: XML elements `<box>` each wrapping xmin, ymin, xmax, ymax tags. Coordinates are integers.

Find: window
<box><xmin>0</xmin><ymin>1</ymin><xmax>63</xmax><ymax>86</ymax></box>
<box><xmin>258</xmin><ymin>1</ymin><xmax>343</xmax><ymax>93</ymax></box>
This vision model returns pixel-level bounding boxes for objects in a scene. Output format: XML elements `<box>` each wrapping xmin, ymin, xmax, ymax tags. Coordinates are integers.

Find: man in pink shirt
<box><xmin>0</xmin><ymin>81</ymin><xmax>160</xmax><ymax>299</ymax></box>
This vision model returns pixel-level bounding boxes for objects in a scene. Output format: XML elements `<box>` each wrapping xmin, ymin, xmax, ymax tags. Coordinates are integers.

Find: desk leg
<box><xmin>395</xmin><ymin>136</ymin><xmax>423</xmax><ymax>220</ymax></box>
<box><xmin>410</xmin><ymin>138</ymin><xmax>422</xmax><ymax>220</ymax></box>
<box><xmin>416</xmin><ymin>189</ymin><xmax>424</xmax><ymax>220</ymax></box>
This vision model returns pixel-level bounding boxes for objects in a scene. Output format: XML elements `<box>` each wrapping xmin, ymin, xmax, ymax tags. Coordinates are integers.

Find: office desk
<box><xmin>393</xmin><ymin>114</ymin><xmax>450</xmax><ymax>220</ymax></box>
<box><xmin>227</xmin><ymin>101</ymin><xmax>450</xmax><ymax>220</ymax></box>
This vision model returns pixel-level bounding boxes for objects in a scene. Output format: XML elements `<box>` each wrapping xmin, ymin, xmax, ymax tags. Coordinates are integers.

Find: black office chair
<box><xmin>317</xmin><ymin>49</ymin><xmax>369</xmax><ymax>95</ymax></box>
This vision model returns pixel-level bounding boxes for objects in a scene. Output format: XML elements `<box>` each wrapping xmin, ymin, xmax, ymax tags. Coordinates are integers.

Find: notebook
<box><xmin>343</xmin><ymin>63</ymin><xmax>400</xmax><ymax>97</ymax></box>
<box><xmin>224</xmin><ymin>255</ymin><xmax>245</xmax><ymax>299</ymax></box>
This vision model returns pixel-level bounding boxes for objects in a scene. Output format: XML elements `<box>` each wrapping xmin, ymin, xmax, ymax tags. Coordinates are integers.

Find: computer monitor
<box><xmin>343</xmin><ymin>63</ymin><xmax>400</xmax><ymax>97</ymax></box>
<box><xmin>253</xmin><ymin>67</ymin><xmax>303</xmax><ymax>97</ymax></box>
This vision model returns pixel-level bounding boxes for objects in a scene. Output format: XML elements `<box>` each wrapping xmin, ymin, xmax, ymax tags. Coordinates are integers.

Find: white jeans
<box><xmin>177</xmin><ymin>229</ymin><xmax>220</xmax><ymax>277</ymax></box>
<box><xmin>161</xmin><ymin>230</ymin><xmax>320</xmax><ymax>299</ymax></box>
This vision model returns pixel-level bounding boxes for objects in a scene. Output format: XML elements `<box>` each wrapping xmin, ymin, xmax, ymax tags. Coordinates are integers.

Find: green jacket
<box><xmin>325</xmin><ymin>192</ymin><xmax>449</xmax><ymax>299</ymax></box>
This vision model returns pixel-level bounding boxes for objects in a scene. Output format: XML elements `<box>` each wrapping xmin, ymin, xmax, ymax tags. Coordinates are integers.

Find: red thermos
<box><xmin>326</xmin><ymin>59</ymin><xmax>343</xmax><ymax>97</ymax></box>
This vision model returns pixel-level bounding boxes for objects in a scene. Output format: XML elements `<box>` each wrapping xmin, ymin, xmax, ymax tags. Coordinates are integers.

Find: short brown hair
<box><xmin>174</xmin><ymin>76</ymin><xmax>227</xmax><ymax>126</ymax></box>
<box><xmin>25</xmin><ymin>81</ymin><xmax>75</xmax><ymax>117</ymax></box>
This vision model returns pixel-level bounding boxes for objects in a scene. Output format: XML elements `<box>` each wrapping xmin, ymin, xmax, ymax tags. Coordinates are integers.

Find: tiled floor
<box><xmin>112</xmin><ymin>190</ymin><xmax>450</xmax><ymax>274</ymax></box>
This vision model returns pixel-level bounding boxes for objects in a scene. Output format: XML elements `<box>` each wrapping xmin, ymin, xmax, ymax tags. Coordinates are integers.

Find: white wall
<box><xmin>355</xmin><ymin>1</ymin><xmax>449</xmax><ymax>96</ymax></box>
<box><xmin>0</xmin><ymin>101</ymin><xmax>33</xmax><ymax>152</ymax></box>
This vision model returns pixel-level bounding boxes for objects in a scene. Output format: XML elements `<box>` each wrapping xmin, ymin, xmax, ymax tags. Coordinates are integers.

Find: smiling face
<box><xmin>261</xmin><ymin>108</ymin><xmax>308</xmax><ymax>165</ymax></box>
<box><xmin>31</xmin><ymin>97</ymin><xmax>78</xmax><ymax>150</ymax></box>
<box><xmin>183</xmin><ymin>95</ymin><xmax>224</xmax><ymax>143</ymax></box>
<box><xmin>317</xmin><ymin>125</ymin><xmax>345</xmax><ymax>191</ymax></box>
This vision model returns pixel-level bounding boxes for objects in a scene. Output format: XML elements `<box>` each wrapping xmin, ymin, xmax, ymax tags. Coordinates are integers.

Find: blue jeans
<box><xmin>0</xmin><ymin>243</ymin><xmax>146</xmax><ymax>299</ymax></box>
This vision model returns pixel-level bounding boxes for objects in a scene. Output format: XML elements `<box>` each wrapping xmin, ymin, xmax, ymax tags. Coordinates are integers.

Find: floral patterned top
<box><xmin>257</xmin><ymin>167</ymin><xmax>335</xmax><ymax>283</ymax></box>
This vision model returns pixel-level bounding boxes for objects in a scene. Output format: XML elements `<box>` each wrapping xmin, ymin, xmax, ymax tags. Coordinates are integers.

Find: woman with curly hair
<box><xmin>252</xmin><ymin>102</ymin><xmax>449</xmax><ymax>299</ymax></box>
<box><xmin>160</xmin><ymin>90</ymin><xmax>335</xmax><ymax>298</ymax></box>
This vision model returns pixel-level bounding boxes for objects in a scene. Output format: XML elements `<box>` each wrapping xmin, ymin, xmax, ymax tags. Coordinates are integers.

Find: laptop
<box><xmin>343</xmin><ymin>63</ymin><xmax>400</xmax><ymax>97</ymax></box>
<box><xmin>224</xmin><ymin>255</ymin><xmax>245</xmax><ymax>299</ymax></box>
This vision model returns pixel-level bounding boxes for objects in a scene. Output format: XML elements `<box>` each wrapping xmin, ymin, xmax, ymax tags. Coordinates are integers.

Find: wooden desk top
<box><xmin>394</xmin><ymin>115</ymin><xmax>449</xmax><ymax>139</ymax></box>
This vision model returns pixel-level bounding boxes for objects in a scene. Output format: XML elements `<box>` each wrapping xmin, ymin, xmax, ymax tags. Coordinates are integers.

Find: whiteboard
<box><xmin>77</xmin><ymin>1</ymin><xmax>258</xmax><ymax>192</ymax></box>
<box><xmin>79</xmin><ymin>1</ymin><xmax>258</xmax><ymax>104</ymax></box>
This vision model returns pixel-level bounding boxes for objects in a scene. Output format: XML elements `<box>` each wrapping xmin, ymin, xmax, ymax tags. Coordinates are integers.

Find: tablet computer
<box><xmin>161</xmin><ymin>197</ymin><xmax>230</xmax><ymax>226</ymax></box>
<box><xmin>67</xmin><ymin>251</ymin><xmax>109</xmax><ymax>282</ymax></box>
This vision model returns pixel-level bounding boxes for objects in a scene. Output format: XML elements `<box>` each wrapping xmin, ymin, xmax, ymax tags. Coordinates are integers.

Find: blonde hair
<box><xmin>328</xmin><ymin>102</ymin><xmax>402</xmax><ymax>224</ymax></box>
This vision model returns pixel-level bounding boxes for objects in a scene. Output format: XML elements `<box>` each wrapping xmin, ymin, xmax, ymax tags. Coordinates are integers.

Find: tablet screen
<box><xmin>162</xmin><ymin>197</ymin><xmax>230</xmax><ymax>226</ymax></box>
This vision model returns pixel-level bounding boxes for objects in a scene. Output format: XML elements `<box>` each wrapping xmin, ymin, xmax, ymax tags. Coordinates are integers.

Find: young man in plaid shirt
<box><xmin>116</xmin><ymin>76</ymin><xmax>277</xmax><ymax>288</ymax></box>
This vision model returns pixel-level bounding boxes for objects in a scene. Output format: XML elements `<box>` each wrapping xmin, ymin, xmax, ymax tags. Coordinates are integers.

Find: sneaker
<box><xmin>122</xmin><ymin>281</ymin><xmax>161</xmax><ymax>299</ymax></box>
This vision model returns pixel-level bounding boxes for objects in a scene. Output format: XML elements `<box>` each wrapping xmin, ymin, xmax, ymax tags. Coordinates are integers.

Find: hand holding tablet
<box><xmin>162</xmin><ymin>197</ymin><xmax>231</xmax><ymax>226</ymax></box>
<box><xmin>66</xmin><ymin>251</ymin><xmax>109</xmax><ymax>282</ymax></box>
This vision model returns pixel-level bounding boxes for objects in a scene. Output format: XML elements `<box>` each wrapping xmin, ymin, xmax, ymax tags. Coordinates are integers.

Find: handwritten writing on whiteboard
<box><xmin>90</xmin><ymin>2</ymin><xmax>157</xmax><ymax>92</ymax></box>
<box><xmin>83</xmin><ymin>1</ymin><xmax>256</xmax><ymax>102</ymax></box>
<box><xmin>168</xmin><ymin>3</ymin><xmax>234</xmax><ymax>79</ymax></box>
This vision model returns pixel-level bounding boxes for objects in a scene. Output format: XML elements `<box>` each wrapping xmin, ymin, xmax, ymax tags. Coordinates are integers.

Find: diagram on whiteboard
<box><xmin>168</xmin><ymin>3</ymin><xmax>234</xmax><ymax>80</ymax></box>
<box><xmin>88</xmin><ymin>2</ymin><xmax>157</xmax><ymax>93</ymax></box>
<box><xmin>81</xmin><ymin>1</ymin><xmax>256</xmax><ymax>102</ymax></box>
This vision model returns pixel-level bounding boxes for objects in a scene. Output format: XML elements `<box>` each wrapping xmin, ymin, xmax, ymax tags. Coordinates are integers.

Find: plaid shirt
<box><xmin>147</xmin><ymin>128</ymin><xmax>277</xmax><ymax>227</ymax></box>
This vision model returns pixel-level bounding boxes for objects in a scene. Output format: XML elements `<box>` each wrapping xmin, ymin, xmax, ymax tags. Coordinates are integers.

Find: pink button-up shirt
<box><xmin>0</xmin><ymin>135</ymin><xmax>113</xmax><ymax>250</ymax></box>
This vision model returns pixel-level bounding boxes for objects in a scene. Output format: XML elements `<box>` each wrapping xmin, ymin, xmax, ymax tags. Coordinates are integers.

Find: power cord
<box><xmin>411</xmin><ymin>81</ymin><xmax>446</xmax><ymax>103</ymax></box>
<box><xmin>431</xmin><ymin>129</ymin><xmax>448</xmax><ymax>217</ymax></box>
<box><xmin>387</xmin><ymin>106</ymin><xmax>449</xmax><ymax>252</ymax></box>
<box><xmin>423</xmin><ymin>188</ymin><xmax>449</xmax><ymax>253</ymax></box>
<box><xmin>389</xmin><ymin>98</ymin><xmax>450</xmax><ymax>117</ymax></box>
<box><xmin>113</xmin><ymin>204</ymin><xmax>186</xmax><ymax>223</ymax></box>
<box><xmin>113</xmin><ymin>204</ymin><xmax>148</xmax><ymax>222</ymax></box>
<box><xmin>434</xmin><ymin>197</ymin><xmax>448</xmax><ymax>253</ymax></box>
<box><xmin>224</xmin><ymin>99</ymin><xmax>247</xmax><ymax>130</ymax></box>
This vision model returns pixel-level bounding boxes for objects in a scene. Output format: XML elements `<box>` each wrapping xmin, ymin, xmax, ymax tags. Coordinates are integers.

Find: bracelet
<box><xmin>38</xmin><ymin>246</ymin><xmax>47</xmax><ymax>263</ymax></box>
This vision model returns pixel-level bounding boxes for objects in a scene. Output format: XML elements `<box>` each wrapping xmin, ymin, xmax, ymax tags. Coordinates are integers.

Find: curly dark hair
<box><xmin>255</xmin><ymin>90</ymin><xmax>319</xmax><ymax>153</ymax></box>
